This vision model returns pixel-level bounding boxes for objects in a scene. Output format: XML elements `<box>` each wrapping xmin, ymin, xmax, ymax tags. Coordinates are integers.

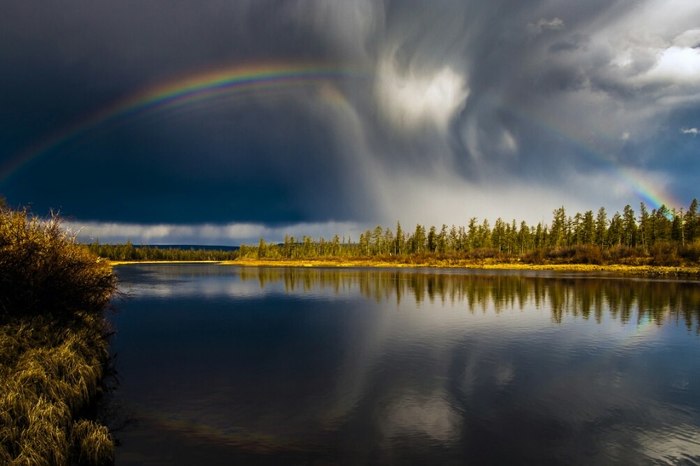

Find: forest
<box><xmin>238</xmin><ymin>200</ymin><xmax>700</xmax><ymax>266</ymax></box>
<box><xmin>85</xmin><ymin>243</ymin><xmax>236</xmax><ymax>262</ymax></box>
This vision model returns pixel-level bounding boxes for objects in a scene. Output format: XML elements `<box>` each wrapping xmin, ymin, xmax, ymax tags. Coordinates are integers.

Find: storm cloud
<box><xmin>1</xmin><ymin>0</ymin><xmax>699</xmax><ymax>243</ymax></box>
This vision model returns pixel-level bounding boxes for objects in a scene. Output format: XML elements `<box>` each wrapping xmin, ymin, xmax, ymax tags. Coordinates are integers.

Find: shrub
<box><xmin>650</xmin><ymin>242</ymin><xmax>681</xmax><ymax>266</ymax></box>
<box><xmin>521</xmin><ymin>249</ymin><xmax>545</xmax><ymax>264</ymax></box>
<box><xmin>0</xmin><ymin>208</ymin><xmax>116</xmax><ymax>319</ymax></box>
<box><xmin>679</xmin><ymin>241</ymin><xmax>700</xmax><ymax>264</ymax></box>
<box><xmin>571</xmin><ymin>245</ymin><xmax>603</xmax><ymax>265</ymax></box>
<box><xmin>606</xmin><ymin>245</ymin><xmax>638</xmax><ymax>262</ymax></box>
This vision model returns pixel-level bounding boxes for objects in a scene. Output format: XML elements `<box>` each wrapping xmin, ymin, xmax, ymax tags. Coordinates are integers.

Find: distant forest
<box><xmin>86</xmin><ymin>243</ymin><xmax>236</xmax><ymax>262</ymax></box>
<box><xmin>238</xmin><ymin>200</ymin><xmax>700</xmax><ymax>266</ymax></box>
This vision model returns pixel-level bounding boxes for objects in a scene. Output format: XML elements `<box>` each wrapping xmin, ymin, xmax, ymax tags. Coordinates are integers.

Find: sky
<box><xmin>1</xmin><ymin>0</ymin><xmax>699</xmax><ymax>245</ymax></box>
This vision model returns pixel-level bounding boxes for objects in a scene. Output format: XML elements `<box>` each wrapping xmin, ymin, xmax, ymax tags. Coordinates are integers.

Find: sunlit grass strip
<box><xmin>226</xmin><ymin>258</ymin><xmax>700</xmax><ymax>276</ymax></box>
<box><xmin>0</xmin><ymin>206</ymin><xmax>116</xmax><ymax>465</ymax></box>
<box><xmin>0</xmin><ymin>314</ymin><xmax>114</xmax><ymax>465</ymax></box>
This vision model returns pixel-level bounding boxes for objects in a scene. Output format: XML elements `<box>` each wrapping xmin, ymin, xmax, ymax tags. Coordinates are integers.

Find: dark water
<box><xmin>108</xmin><ymin>264</ymin><xmax>700</xmax><ymax>465</ymax></box>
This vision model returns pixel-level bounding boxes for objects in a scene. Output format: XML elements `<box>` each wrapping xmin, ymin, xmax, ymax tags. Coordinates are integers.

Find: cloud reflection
<box><xmin>111</xmin><ymin>266</ymin><xmax>700</xmax><ymax>464</ymax></box>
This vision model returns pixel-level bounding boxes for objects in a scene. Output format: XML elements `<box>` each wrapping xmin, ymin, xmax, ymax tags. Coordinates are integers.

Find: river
<box><xmin>108</xmin><ymin>264</ymin><xmax>700</xmax><ymax>465</ymax></box>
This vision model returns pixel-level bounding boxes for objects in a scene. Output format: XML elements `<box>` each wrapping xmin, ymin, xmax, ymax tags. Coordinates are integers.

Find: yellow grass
<box><xmin>109</xmin><ymin>260</ymin><xmax>222</xmax><ymax>266</ymax></box>
<box><xmin>224</xmin><ymin>258</ymin><xmax>700</xmax><ymax>276</ymax></box>
<box><xmin>1</xmin><ymin>207</ymin><xmax>115</xmax><ymax>464</ymax></box>
<box><xmin>0</xmin><ymin>313</ymin><xmax>114</xmax><ymax>465</ymax></box>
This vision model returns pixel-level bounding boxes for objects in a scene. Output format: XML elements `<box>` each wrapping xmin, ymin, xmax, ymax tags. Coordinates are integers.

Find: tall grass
<box><xmin>0</xmin><ymin>206</ymin><xmax>116</xmax><ymax>465</ymax></box>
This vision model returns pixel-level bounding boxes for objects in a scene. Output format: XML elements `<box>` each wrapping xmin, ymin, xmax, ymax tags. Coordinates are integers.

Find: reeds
<box><xmin>0</xmin><ymin>206</ymin><xmax>116</xmax><ymax>464</ymax></box>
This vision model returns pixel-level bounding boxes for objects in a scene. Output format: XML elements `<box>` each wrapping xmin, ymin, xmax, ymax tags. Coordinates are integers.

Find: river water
<box><xmin>109</xmin><ymin>264</ymin><xmax>700</xmax><ymax>465</ymax></box>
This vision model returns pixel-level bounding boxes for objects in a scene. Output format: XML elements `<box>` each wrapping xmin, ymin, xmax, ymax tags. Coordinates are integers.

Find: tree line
<box><xmin>240</xmin><ymin>199</ymin><xmax>700</xmax><ymax>266</ymax></box>
<box><xmin>85</xmin><ymin>242</ymin><xmax>237</xmax><ymax>261</ymax></box>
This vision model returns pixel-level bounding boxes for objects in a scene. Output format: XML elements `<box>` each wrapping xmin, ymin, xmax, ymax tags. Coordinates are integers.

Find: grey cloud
<box><xmin>1</xmin><ymin>0</ymin><xmax>699</xmax><ymax>233</ymax></box>
<box><xmin>528</xmin><ymin>17</ymin><xmax>565</xmax><ymax>35</ymax></box>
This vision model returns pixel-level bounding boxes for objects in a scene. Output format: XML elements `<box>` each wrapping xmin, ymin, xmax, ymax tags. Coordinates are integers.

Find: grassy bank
<box><xmin>0</xmin><ymin>208</ymin><xmax>116</xmax><ymax>465</ymax></box>
<box><xmin>108</xmin><ymin>260</ymin><xmax>221</xmax><ymax>266</ymax></box>
<box><xmin>227</xmin><ymin>257</ymin><xmax>700</xmax><ymax>277</ymax></box>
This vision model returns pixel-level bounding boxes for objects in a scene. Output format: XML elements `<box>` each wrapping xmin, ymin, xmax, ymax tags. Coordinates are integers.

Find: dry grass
<box><xmin>0</xmin><ymin>208</ymin><xmax>115</xmax><ymax>318</ymax></box>
<box><xmin>0</xmin><ymin>207</ymin><xmax>116</xmax><ymax>465</ymax></box>
<box><xmin>72</xmin><ymin>420</ymin><xmax>114</xmax><ymax>466</ymax></box>
<box><xmin>225</xmin><ymin>257</ymin><xmax>700</xmax><ymax>276</ymax></box>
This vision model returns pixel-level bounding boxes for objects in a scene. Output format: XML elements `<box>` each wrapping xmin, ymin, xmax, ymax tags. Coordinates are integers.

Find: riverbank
<box><xmin>223</xmin><ymin>258</ymin><xmax>700</xmax><ymax>277</ymax></box>
<box><xmin>1</xmin><ymin>208</ymin><xmax>116</xmax><ymax>464</ymax></box>
<box><xmin>109</xmin><ymin>260</ymin><xmax>222</xmax><ymax>266</ymax></box>
<box><xmin>0</xmin><ymin>313</ymin><xmax>113</xmax><ymax>465</ymax></box>
<box><xmin>106</xmin><ymin>257</ymin><xmax>700</xmax><ymax>277</ymax></box>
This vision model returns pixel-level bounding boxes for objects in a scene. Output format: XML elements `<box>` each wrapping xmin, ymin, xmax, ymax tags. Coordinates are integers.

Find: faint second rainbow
<box><xmin>500</xmin><ymin>100</ymin><xmax>682</xmax><ymax>212</ymax></box>
<box><xmin>1</xmin><ymin>62</ymin><xmax>360</xmax><ymax>180</ymax></box>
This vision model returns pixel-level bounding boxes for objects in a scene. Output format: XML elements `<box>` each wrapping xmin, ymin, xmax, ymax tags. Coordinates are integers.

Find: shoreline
<box><xmin>110</xmin><ymin>258</ymin><xmax>700</xmax><ymax>277</ymax></box>
<box><xmin>228</xmin><ymin>258</ymin><xmax>700</xmax><ymax>276</ymax></box>
<box><xmin>109</xmin><ymin>260</ymin><xmax>223</xmax><ymax>266</ymax></box>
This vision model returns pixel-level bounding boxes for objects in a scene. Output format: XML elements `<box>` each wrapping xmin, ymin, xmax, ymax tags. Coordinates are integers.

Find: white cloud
<box><xmin>63</xmin><ymin>220</ymin><xmax>368</xmax><ymax>245</ymax></box>
<box><xmin>681</xmin><ymin>127</ymin><xmax>699</xmax><ymax>136</ymax></box>
<box><xmin>644</xmin><ymin>46</ymin><xmax>700</xmax><ymax>82</ymax></box>
<box><xmin>375</xmin><ymin>52</ymin><xmax>469</xmax><ymax>133</ymax></box>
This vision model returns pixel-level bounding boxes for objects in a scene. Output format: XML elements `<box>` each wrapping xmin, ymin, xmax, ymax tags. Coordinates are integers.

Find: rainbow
<box><xmin>1</xmin><ymin>62</ymin><xmax>360</xmax><ymax>181</ymax></box>
<box><xmin>501</xmin><ymin>101</ymin><xmax>682</xmax><ymax>212</ymax></box>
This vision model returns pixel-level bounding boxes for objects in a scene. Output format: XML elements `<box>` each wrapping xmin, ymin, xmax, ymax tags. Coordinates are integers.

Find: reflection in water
<box><xmin>110</xmin><ymin>265</ymin><xmax>700</xmax><ymax>465</ymax></box>
<box><xmin>238</xmin><ymin>267</ymin><xmax>700</xmax><ymax>331</ymax></box>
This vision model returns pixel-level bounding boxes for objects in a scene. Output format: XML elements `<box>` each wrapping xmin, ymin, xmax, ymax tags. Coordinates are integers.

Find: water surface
<box><xmin>109</xmin><ymin>265</ymin><xmax>700</xmax><ymax>465</ymax></box>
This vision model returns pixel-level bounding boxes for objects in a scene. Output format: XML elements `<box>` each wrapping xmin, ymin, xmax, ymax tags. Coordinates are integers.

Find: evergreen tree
<box><xmin>412</xmin><ymin>224</ymin><xmax>427</xmax><ymax>253</ymax></box>
<box><xmin>684</xmin><ymin>199</ymin><xmax>698</xmax><ymax>244</ymax></box>
<box><xmin>582</xmin><ymin>210</ymin><xmax>595</xmax><ymax>245</ymax></box>
<box><xmin>492</xmin><ymin>218</ymin><xmax>507</xmax><ymax>252</ymax></box>
<box><xmin>395</xmin><ymin>222</ymin><xmax>405</xmax><ymax>255</ymax></box>
<box><xmin>550</xmin><ymin>207</ymin><xmax>567</xmax><ymax>248</ymax></box>
<box><xmin>608</xmin><ymin>212</ymin><xmax>623</xmax><ymax>247</ymax></box>
<box><xmin>427</xmin><ymin>226</ymin><xmax>438</xmax><ymax>253</ymax></box>
<box><xmin>595</xmin><ymin>207</ymin><xmax>608</xmax><ymax>248</ymax></box>
<box><xmin>467</xmin><ymin>218</ymin><xmax>478</xmax><ymax>250</ymax></box>
<box><xmin>622</xmin><ymin>205</ymin><xmax>637</xmax><ymax>247</ymax></box>
<box><xmin>258</xmin><ymin>237</ymin><xmax>267</xmax><ymax>258</ymax></box>
<box><xmin>639</xmin><ymin>202</ymin><xmax>650</xmax><ymax>252</ymax></box>
<box><xmin>437</xmin><ymin>225</ymin><xmax>448</xmax><ymax>254</ymax></box>
<box><xmin>654</xmin><ymin>205</ymin><xmax>672</xmax><ymax>242</ymax></box>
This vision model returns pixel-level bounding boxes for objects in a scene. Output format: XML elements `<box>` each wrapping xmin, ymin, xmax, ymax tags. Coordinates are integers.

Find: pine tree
<box><xmin>412</xmin><ymin>224</ymin><xmax>427</xmax><ymax>254</ymax></box>
<box><xmin>595</xmin><ymin>207</ymin><xmax>608</xmax><ymax>248</ymax></box>
<box><xmin>427</xmin><ymin>226</ymin><xmax>437</xmax><ymax>253</ymax></box>
<box><xmin>550</xmin><ymin>207</ymin><xmax>567</xmax><ymax>248</ymax></box>
<box><xmin>622</xmin><ymin>204</ymin><xmax>637</xmax><ymax>247</ymax></box>
<box><xmin>684</xmin><ymin>199</ymin><xmax>698</xmax><ymax>244</ymax></box>
<box><xmin>395</xmin><ymin>222</ymin><xmax>405</xmax><ymax>255</ymax></box>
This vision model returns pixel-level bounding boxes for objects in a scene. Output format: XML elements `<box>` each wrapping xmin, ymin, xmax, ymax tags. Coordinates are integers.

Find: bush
<box><xmin>679</xmin><ymin>241</ymin><xmax>700</xmax><ymax>264</ymax></box>
<box><xmin>0</xmin><ymin>208</ymin><xmax>116</xmax><ymax>319</ymax></box>
<box><xmin>650</xmin><ymin>242</ymin><xmax>681</xmax><ymax>266</ymax></box>
<box><xmin>606</xmin><ymin>245</ymin><xmax>638</xmax><ymax>262</ymax></box>
<box><xmin>521</xmin><ymin>249</ymin><xmax>545</xmax><ymax>264</ymax></box>
<box><xmin>571</xmin><ymin>245</ymin><xmax>603</xmax><ymax>265</ymax></box>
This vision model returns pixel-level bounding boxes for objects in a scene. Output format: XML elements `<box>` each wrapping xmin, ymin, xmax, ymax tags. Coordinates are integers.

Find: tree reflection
<box><xmin>238</xmin><ymin>267</ymin><xmax>700</xmax><ymax>332</ymax></box>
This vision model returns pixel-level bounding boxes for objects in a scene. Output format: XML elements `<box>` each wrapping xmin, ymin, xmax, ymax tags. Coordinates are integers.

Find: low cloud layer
<box><xmin>64</xmin><ymin>220</ymin><xmax>366</xmax><ymax>246</ymax></box>
<box><xmin>1</xmin><ymin>1</ymin><xmax>699</xmax><ymax>243</ymax></box>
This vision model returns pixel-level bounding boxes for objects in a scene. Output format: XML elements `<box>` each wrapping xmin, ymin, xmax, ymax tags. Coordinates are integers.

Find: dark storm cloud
<box><xmin>1</xmin><ymin>0</ymin><xmax>699</xmax><ymax>240</ymax></box>
<box><xmin>0</xmin><ymin>0</ymin><xmax>378</xmax><ymax>224</ymax></box>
